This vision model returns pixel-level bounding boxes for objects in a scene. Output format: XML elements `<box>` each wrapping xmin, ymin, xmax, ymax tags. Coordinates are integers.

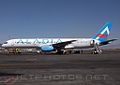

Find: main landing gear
<box><xmin>91</xmin><ymin>40</ymin><xmax>102</xmax><ymax>54</ymax></box>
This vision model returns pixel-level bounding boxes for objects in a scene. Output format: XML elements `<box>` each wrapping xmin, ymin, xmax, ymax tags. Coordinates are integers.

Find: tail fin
<box><xmin>93</xmin><ymin>22</ymin><xmax>112</xmax><ymax>42</ymax></box>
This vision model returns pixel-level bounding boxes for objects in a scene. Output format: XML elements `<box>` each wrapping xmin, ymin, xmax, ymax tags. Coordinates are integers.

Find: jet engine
<box><xmin>41</xmin><ymin>45</ymin><xmax>54</xmax><ymax>52</ymax></box>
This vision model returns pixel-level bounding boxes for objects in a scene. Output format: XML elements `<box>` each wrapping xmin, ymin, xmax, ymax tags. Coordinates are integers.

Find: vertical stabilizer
<box><xmin>93</xmin><ymin>22</ymin><xmax>112</xmax><ymax>42</ymax></box>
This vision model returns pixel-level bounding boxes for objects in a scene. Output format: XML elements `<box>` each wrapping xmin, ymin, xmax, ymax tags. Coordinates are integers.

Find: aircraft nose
<box><xmin>1</xmin><ymin>44</ymin><xmax>4</xmax><ymax>47</ymax></box>
<box><xmin>2</xmin><ymin>44</ymin><xmax>7</xmax><ymax>47</ymax></box>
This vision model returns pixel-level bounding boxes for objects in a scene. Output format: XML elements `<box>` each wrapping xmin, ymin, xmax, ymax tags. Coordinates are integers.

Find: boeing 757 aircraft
<box><xmin>2</xmin><ymin>22</ymin><xmax>117</xmax><ymax>54</ymax></box>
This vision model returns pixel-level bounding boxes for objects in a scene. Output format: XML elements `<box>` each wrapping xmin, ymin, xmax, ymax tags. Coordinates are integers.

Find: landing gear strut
<box><xmin>56</xmin><ymin>49</ymin><xmax>72</xmax><ymax>55</ymax></box>
<box><xmin>91</xmin><ymin>40</ymin><xmax>102</xmax><ymax>54</ymax></box>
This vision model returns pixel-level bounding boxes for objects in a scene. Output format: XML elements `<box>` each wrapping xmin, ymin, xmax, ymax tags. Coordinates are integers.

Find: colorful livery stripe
<box><xmin>97</xmin><ymin>34</ymin><xmax>107</xmax><ymax>38</ymax></box>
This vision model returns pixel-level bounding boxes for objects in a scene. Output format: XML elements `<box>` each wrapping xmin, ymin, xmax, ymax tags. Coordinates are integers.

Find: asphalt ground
<box><xmin>0</xmin><ymin>49</ymin><xmax>120</xmax><ymax>85</ymax></box>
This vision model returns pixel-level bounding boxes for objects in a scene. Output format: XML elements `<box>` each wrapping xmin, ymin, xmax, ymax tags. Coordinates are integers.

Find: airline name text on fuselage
<box><xmin>15</xmin><ymin>39</ymin><xmax>63</xmax><ymax>44</ymax></box>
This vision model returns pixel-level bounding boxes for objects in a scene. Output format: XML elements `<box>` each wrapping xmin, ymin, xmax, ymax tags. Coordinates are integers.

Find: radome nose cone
<box><xmin>1</xmin><ymin>44</ymin><xmax>6</xmax><ymax>47</ymax></box>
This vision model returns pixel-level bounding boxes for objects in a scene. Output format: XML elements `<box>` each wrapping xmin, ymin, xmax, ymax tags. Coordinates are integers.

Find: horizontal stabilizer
<box><xmin>100</xmin><ymin>39</ymin><xmax>118</xmax><ymax>45</ymax></box>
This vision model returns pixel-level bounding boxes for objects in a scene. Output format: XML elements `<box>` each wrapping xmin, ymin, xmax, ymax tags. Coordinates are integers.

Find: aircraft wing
<box><xmin>100</xmin><ymin>39</ymin><xmax>118</xmax><ymax>45</ymax></box>
<box><xmin>52</xmin><ymin>40</ymin><xmax>76</xmax><ymax>50</ymax></box>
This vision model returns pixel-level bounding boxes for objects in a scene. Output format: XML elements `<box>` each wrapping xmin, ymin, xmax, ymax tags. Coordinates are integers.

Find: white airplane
<box><xmin>2</xmin><ymin>22</ymin><xmax>117</xmax><ymax>54</ymax></box>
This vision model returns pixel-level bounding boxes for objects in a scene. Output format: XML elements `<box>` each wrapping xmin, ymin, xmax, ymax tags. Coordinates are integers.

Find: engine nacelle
<box><xmin>41</xmin><ymin>45</ymin><xmax>54</xmax><ymax>52</ymax></box>
<box><xmin>90</xmin><ymin>40</ymin><xmax>100</xmax><ymax>46</ymax></box>
<box><xmin>65</xmin><ymin>44</ymin><xmax>74</xmax><ymax>49</ymax></box>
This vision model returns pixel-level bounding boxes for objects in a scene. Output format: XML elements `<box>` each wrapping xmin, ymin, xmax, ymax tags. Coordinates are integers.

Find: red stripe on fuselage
<box><xmin>97</xmin><ymin>34</ymin><xmax>107</xmax><ymax>38</ymax></box>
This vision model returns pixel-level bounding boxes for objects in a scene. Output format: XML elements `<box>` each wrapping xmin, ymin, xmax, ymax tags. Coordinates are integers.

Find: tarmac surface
<box><xmin>0</xmin><ymin>49</ymin><xmax>120</xmax><ymax>85</ymax></box>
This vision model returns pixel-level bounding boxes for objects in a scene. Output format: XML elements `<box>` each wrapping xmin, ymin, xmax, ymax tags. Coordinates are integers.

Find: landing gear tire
<box><xmin>93</xmin><ymin>51</ymin><xmax>99</xmax><ymax>54</ymax></box>
<box><xmin>56</xmin><ymin>51</ymin><xmax>64</xmax><ymax>54</ymax></box>
<box><xmin>92</xmin><ymin>49</ymin><xmax>102</xmax><ymax>54</ymax></box>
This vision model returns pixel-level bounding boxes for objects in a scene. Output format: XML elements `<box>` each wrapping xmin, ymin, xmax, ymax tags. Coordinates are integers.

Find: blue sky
<box><xmin>0</xmin><ymin>0</ymin><xmax>120</xmax><ymax>47</ymax></box>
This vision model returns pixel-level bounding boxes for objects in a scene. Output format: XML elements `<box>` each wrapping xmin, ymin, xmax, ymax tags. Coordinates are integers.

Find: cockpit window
<box><xmin>4</xmin><ymin>42</ymin><xmax>8</xmax><ymax>44</ymax></box>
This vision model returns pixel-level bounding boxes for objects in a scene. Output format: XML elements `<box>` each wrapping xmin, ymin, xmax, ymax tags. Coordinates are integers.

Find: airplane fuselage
<box><xmin>2</xmin><ymin>38</ymin><xmax>98</xmax><ymax>49</ymax></box>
